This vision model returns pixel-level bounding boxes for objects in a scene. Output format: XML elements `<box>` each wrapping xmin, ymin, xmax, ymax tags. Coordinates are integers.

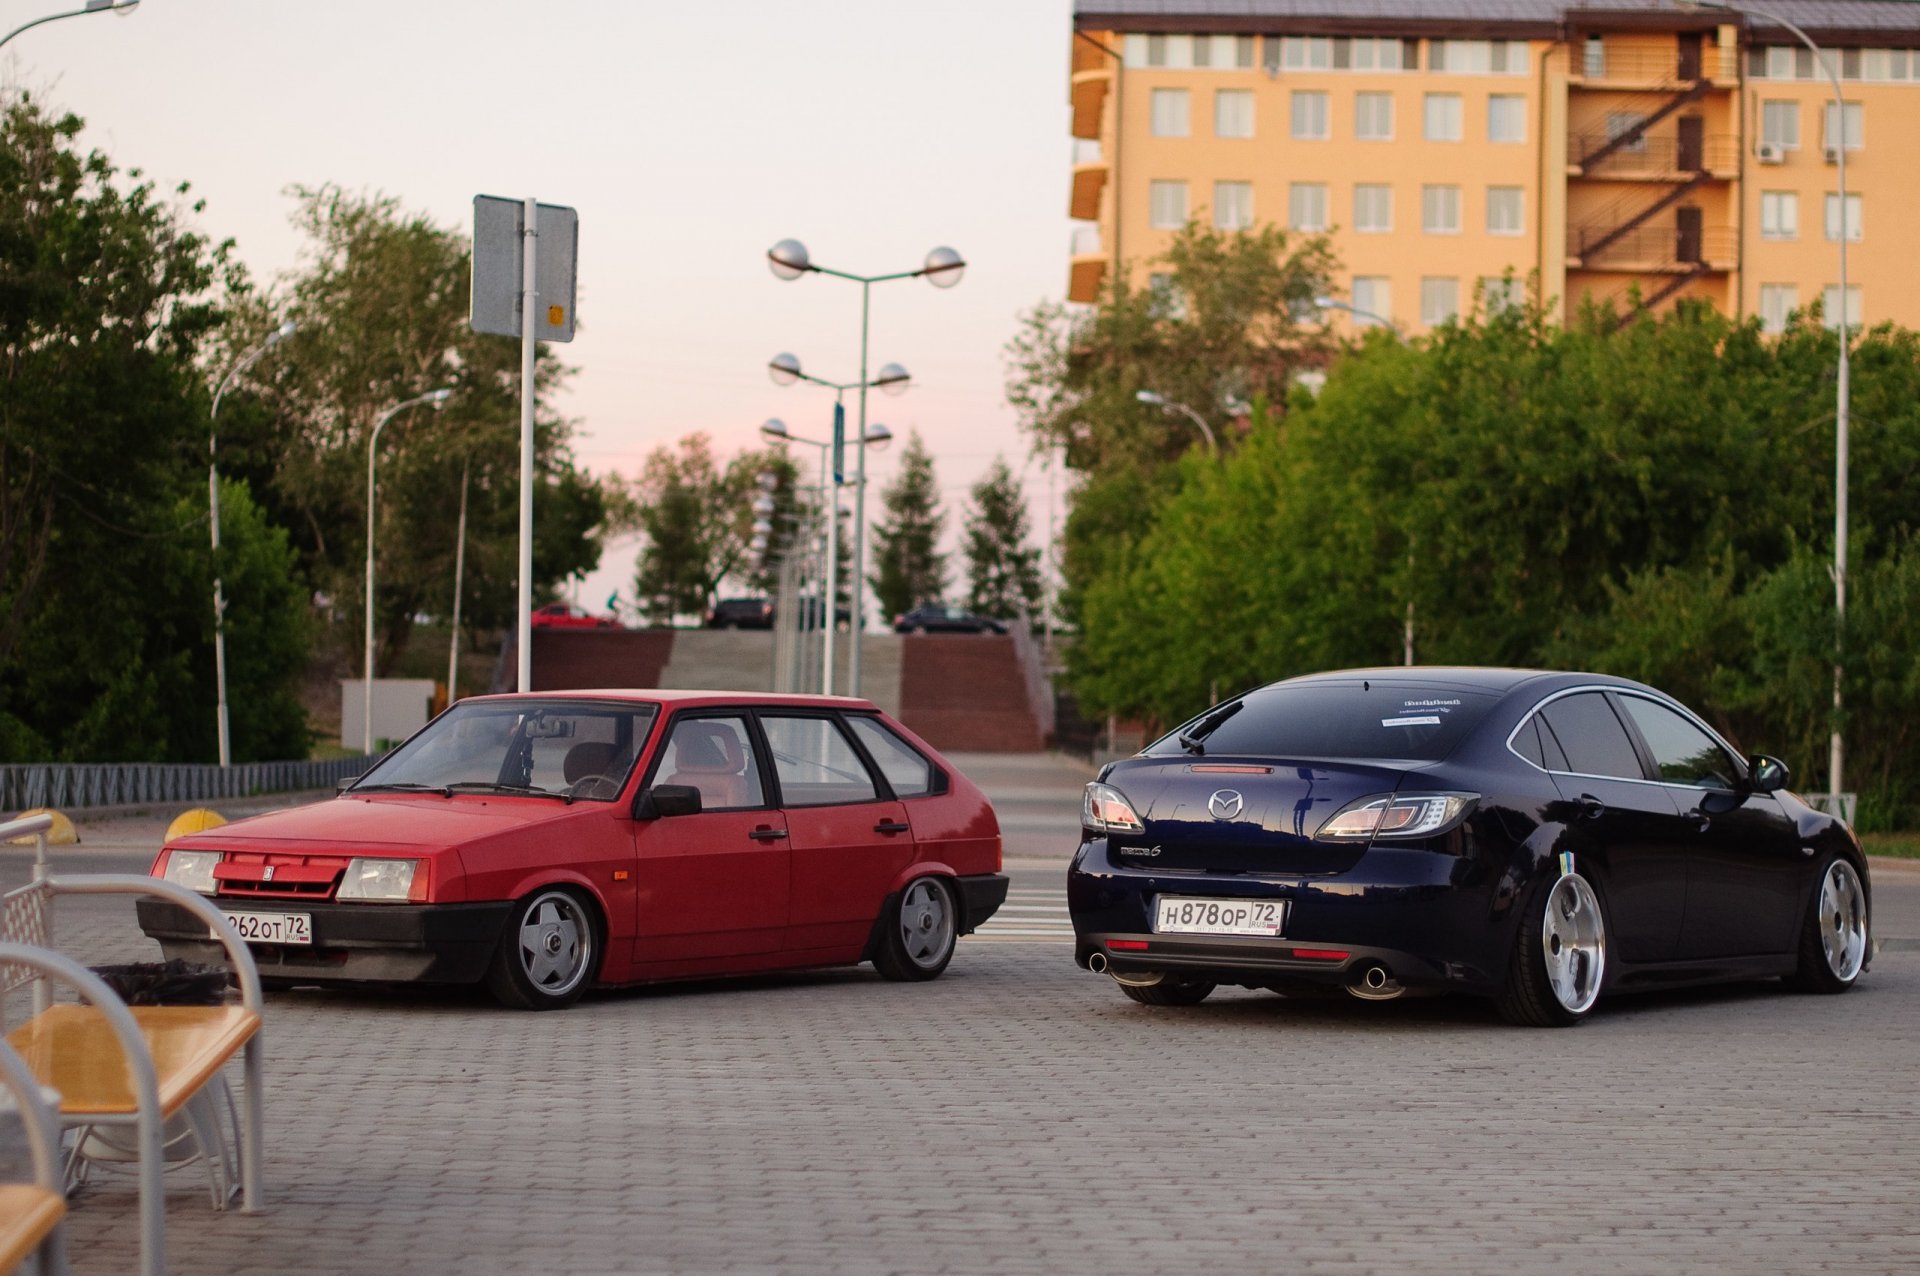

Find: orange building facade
<box><xmin>1067</xmin><ymin>2</ymin><xmax>1920</xmax><ymax>334</ymax></box>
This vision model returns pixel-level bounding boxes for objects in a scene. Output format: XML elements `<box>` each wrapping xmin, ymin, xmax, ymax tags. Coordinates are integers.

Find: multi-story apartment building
<box><xmin>1066</xmin><ymin>1</ymin><xmax>1920</xmax><ymax>333</ymax></box>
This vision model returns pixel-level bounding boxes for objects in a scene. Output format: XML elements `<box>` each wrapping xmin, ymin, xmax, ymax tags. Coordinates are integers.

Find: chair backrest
<box><xmin>663</xmin><ymin>722</ymin><xmax>751</xmax><ymax>809</ymax></box>
<box><xmin>562</xmin><ymin>741</ymin><xmax>619</xmax><ymax>784</ymax></box>
<box><xmin>0</xmin><ymin>1037</ymin><xmax>63</xmax><ymax>1193</ymax></box>
<box><xmin>0</xmin><ymin>881</ymin><xmax>53</xmax><ymax>1003</ymax></box>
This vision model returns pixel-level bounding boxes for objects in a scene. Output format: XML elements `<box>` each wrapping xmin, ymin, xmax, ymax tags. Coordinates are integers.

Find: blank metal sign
<box><xmin>471</xmin><ymin>195</ymin><xmax>578</xmax><ymax>342</ymax></box>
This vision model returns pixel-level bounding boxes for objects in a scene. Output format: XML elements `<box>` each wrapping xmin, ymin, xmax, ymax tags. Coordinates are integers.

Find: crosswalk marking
<box><xmin>969</xmin><ymin>889</ymin><xmax>1074</xmax><ymax>943</ymax></box>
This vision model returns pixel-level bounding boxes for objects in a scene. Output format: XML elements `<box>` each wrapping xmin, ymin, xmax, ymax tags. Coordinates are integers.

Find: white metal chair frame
<box><xmin>0</xmin><ymin>1035</ymin><xmax>70</xmax><ymax>1276</ymax></box>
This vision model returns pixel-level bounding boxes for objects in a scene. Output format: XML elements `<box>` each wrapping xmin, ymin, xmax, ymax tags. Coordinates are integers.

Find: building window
<box><xmin>1354</xmin><ymin>184</ymin><xmax>1393</xmax><ymax>233</ymax></box>
<box><xmin>1821</xmin><ymin>284</ymin><xmax>1862</xmax><ymax>329</ymax></box>
<box><xmin>1350</xmin><ymin>277</ymin><xmax>1392</xmax><ymax>326</ymax></box>
<box><xmin>1291</xmin><ymin>90</ymin><xmax>1330</xmax><ymax>140</ymax></box>
<box><xmin>1431</xmin><ymin>39</ymin><xmax>1529</xmax><ymax>75</ymax></box>
<box><xmin>1486</xmin><ymin>186</ymin><xmax>1524</xmax><ymax>235</ymax></box>
<box><xmin>1481</xmin><ymin>275</ymin><xmax>1524</xmax><ymax>314</ymax></box>
<box><xmin>1758</xmin><ymin>284</ymin><xmax>1797</xmax><ymax>334</ymax></box>
<box><xmin>1761</xmin><ymin>101</ymin><xmax>1799</xmax><ymax>149</ymax></box>
<box><xmin>1213</xmin><ymin>181</ymin><xmax>1255</xmax><ymax>230</ymax></box>
<box><xmin>1289</xmin><ymin>182</ymin><xmax>1329</xmax><ymax>231</ymax></box>
<box><xmin>1606</xmin><ymin>112</ymin><xmax>1649</xmax><ymax>153</ymax></box>
<box><xmin>1421</xmin><ymin>277</ymin><xmax>1460</xmax><ymax>327</ymax></box>
<box><xmin>1235</xmin><ymin>35</ymin><xmax>1257</xmax><ymax>69</ymax></box>
<box><xmin>1146</xmin><ymin>34</ymin><xmax>1168</xmax><ymax>67</ymax></box>
<box><xmin>1487</xmin><ymin>94</ymin><xmax>1526</xmax><ymax>142</ymax></box>
<box><xmin>1281</xmin><ymin>36</ymin><xmax>1333</xmax><ymax>70</ymax></box>
<box><xmin>1151</xmin><ymin>88</ymin><xmax>1191</xmax><ymax>137</ymax></box>
<box><xmin>1584</xmin><ymin>35</ymin><xmax>1605</xmax><ymax>78</ymax></box>
<box><xmin>1760</xmin><ymin>191</ymin><xmax>1799</xmax><ymax>240</ymax></box>
<box><xmin>1149</xmin><ymin>180</ymin><xmax>1189</xmax><ymax>229</ymax></box>
<box><xmin>1192</xmin><ymin>34</ymin><xmax>1213</xmax><ymax>67</ymax></box>
<box><xmin>1823</xmin><ymin>101</ymin><xmax>1864</xmax><ymax>151</ymax></box>
<box><xmin>1355</xmin><ymin>92</ymin><xmax>1394</xmax><ymax>140</ymax></box>
<box><xmin>1215</xmin><ymin>89</ymin><xmax>1255</xmax><ymax>139</ymax></box>
<box><xmin>1424</xmin><ymin>93</ymin><xmax>1462</xmax><ymax>141</ymax></box>
<box><xmin>1350</xmin><ymin>37</ymin><xmax>1406</xmax><ymax>71</ymax></box>
<box><xmin>1824</xmin><ymin>192</ymin><xmax>1863</xmax><ymax>241</ymax></box>
<box><xmin>1422</xmin><ymin>185</ymin><xmax>1461</xmax><ymax>234</ymax></box>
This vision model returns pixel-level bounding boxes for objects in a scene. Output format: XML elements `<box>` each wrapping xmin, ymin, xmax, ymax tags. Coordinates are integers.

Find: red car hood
<box><xmin>170</xmin><ymin>795</ymin><xmax>566</xmax><ymax>854</ymax></box>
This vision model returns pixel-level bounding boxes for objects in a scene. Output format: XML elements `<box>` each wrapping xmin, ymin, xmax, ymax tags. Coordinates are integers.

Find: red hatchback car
<box><xmin>137</xmin><ymin>692</ymin><xmax>1007</xmax><ymax>1009</ymax></box>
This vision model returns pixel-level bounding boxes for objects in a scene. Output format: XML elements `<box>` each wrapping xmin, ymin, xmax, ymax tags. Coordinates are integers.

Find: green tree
<box><xmin>627</xmin><ymin>434</ymin><xmax>795</xmax><ymax>623</ymax></box>
<box><xmin>0</xmin><ymin>95</ymin><xmax>310</xmax><ymax>762</ymax></box>
<box><xmin>868</xmin><ymin>430</ymin><xmax>947</xmax><ymax>621</ymax></box>
<box><xmin>962</xmin><ymin>457</ymin><xmax>1043</xmax><ymax>622</ymax></box>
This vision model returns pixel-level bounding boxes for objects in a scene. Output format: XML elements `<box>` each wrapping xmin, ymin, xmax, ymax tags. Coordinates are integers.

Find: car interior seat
<box><xmin>663</xmin><ymin>723</ymin><xmax>752</xmax><ymax>809</ymax></box>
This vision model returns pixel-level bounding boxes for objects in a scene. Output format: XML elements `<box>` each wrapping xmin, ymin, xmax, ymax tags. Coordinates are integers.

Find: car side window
<box><xmin>1538</xmin><ymin>693</ymin><xmax>1645</xmax><ymax>780</ymax></box>
<box><xmin>846</xmin><ymin>716</ymin><xmax>934</xmax><ymax>798</ymax></box>
<box><xmin>1512</xmin><ymin>716</ymin><xmax>1546</xmax><ymax>768</ymax></box>
<box><xmin>1616</xmin><ymin>696</ymin><xmax>1739</xmax><ymax>791</ymax></box>
<box><xmin>760</xmin><ymin>715</ymin><xmax>881</xmax><ymax>807</ymax></box>
<box><xmin>657</xmin><ymin>715</ymin><xmax>766</xmax><ymax>811</ymax></box>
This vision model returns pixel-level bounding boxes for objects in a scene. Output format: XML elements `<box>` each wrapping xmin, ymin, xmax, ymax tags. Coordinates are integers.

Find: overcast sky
<box><xmin>7</xmin><ymin>0</ymin><xmax>1075</xmax><ymax>611</ymax></box>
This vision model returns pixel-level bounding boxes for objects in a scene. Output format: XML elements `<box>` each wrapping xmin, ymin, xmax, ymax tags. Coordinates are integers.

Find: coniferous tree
<box><xmin>963</xmin><ymin>458</ymin><xmax>1043</xmax><ymax>622</ymax></box>
<box><xmin>868</xmin><ymin>431</ymin><xmax>948</xmax><ymax>621</ymax></box>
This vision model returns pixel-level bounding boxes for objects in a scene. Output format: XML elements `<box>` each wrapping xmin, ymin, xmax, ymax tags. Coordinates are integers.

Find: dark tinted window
<box><xmin>1538</xmin><ymin>693</ymin><xmax>1644</xmax><ymax>780</ymax></box>
<box><xmin>1512</xmin><ymin>716</ymin><xmax>1546</xmax><ymax>767</ymax></box>
<box><xmin>1536</xmin><ymin>714</ymin><xmax>1572</xmax><ymax>771</ymax></box>
<box><xmin>1616</xmin><ymin>696</ymin><xmax>1738</xmax><ymax>790</ymax></box>
<box><xmin>1144</xmin><ymin>683</ymin><xmax>1499</xmax><ymax>762</ymax></box>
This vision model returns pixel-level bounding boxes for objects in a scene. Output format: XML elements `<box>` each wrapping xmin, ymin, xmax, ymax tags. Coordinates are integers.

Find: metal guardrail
<box><xmin>0</xmin><ymin>756</ymin><xmax>375</xmax><ymax>812</ymax></box>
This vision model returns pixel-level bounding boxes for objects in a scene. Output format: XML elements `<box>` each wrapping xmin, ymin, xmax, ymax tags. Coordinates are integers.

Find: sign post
<box><xmin>470</xmin><ymin>195</ymin><xmax>577</xmax><ymax>692</ymax></box>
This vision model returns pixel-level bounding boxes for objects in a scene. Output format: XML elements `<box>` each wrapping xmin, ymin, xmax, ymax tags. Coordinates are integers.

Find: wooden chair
<box><xmin>0</xmin><ymin>1037</ymin><xmax>67</xmax><ymax>1276</ymax></box>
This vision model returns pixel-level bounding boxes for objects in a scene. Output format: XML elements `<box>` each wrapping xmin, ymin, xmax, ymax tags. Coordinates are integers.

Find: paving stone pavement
<box><xmin>31</xmin><ymin>894</ymin><xmax>1920</xmax><ymax>1276</ymax></box>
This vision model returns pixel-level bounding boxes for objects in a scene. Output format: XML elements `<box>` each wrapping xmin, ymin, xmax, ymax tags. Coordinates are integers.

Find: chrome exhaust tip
<box><xmin>1347</xmin><ymin>962</ymin><xmax>1405</xmax><ymax>1001</ymax></box>
<box><xmin>1087</xmin><ymin>951</ymin><xmax>1109</xmax><ymax>974</ymax></box>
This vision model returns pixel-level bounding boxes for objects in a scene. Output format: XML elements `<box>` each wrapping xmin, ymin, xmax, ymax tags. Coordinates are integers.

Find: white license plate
<box><xmin>1153</xmin><ymin>896</ymin><xmax>1286</xmax><ymax>937</ymax></box>
<box><xmin>220</xmin><ymin>911</ymin><xmax>313</xmax><ymax>946</ymax></box>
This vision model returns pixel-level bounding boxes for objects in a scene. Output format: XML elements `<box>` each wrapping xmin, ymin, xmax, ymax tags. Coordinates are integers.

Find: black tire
<box><xmin>872</xmin><ymin>876</ymin><xmax>958</xmax><ymax>982</ymax></box>
<box><xmin>1496</xmin><ymin>869</ymin><xmax>1608</xmax><ymax>1028</ymax></box>
<box><xmin>1119</xmin><ymin>978</ymin><xmax>1216</xmax><ymax>1006</ymax></box>
<box><xmin>1786</xmin><ymin>854</ymin><xmax>1870</xmax><ymax>993</ymax></box>
<box><xmin>484</xmin><ymin>887</ymin><xmax>600</xmax><ymax>1010</ymax></box>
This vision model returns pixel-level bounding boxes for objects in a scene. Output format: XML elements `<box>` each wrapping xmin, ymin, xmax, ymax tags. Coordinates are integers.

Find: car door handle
<box><xmin>747</xmin><ymin>827</ymin><xmax>789</xmax><ymax>841</ymax></box>
<box><xmin>873</xmin><ymin>820</ymin><xmax>911</xmax><ymax>835</ymax></box>
<box><xmin>1577</xmin><ymin>794</ymin><xmax>1606</xmax><ymax>821</ymax></box>
<box><xmin>1690</xmin><ymin>808</ymin><xmax>1712</xmax><ymax>833</ymax></box>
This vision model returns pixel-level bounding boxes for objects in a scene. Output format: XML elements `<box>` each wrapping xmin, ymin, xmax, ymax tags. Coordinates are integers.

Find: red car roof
<box><xmin>461</xmin><ymin>688</ymin><xmax>882</xmax><ymax>712</ymax></box>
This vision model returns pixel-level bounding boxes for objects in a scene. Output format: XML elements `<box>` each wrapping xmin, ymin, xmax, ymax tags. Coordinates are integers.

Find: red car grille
<box><xmin>213</xmin><ymin>853</ymin><xmax>352</xmax><ymax>900</ymax></box>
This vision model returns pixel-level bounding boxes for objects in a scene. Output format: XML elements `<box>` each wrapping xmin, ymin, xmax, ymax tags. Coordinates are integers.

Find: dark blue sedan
<box><xmin>1067</xmin><ymin>668</ymin><xmax>1870</xmax><ymax>1026</ymax></box>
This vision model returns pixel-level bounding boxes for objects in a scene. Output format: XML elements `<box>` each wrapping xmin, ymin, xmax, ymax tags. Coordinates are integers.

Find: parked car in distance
<box><xmin>530</xmin><ymin>602</ymin><xmax>619</xmax><ymax>629</ymax></box>
<box><xmin>894</xmin><ymin>605</ymin><xmax>1008</xmax><ymax>635</ymax></box>
<box><xmin>1070</xmin><ymin>667</ymin><xmax>1870</xmax><ymax>1026</ymax></box>
<box><xmin>707</xmin><ymin>597</ymin><xmax>775</xmax><ymax>629</ymax></box>
<box><xmin>139</xmin><ymin>691</ymin><xmax>1007</xmax><ymax>1010</ymax></box>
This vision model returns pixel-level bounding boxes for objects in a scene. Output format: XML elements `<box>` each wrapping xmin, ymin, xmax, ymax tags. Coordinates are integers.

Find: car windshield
<box><xmin>1144</xmin><ymin>681</ymin><xmax>1500</xmax><ymax>763</ymax></box>
<box><xmin>353</xmin><ymin>699</ymin><xmax>659</xmax><ymax>800</ymax></box>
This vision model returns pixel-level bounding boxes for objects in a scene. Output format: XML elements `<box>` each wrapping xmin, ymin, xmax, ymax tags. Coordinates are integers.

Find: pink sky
<box><xmin>7</xmin><ymin>0</ymin><xmax>1075</xmax><ymax>614</ymax></box>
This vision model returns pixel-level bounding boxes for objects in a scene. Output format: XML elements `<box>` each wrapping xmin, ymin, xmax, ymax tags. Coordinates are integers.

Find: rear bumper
<box><xmin>1067</xmin><ymin>838</ymin><xmax>1507</xmax><ymax>994</ymax></box>
<box><xmin>136</xmin><ymin>898</ymin><xmax>513</xmax><ymax>985</ymax></box>
<box><xmin>954</xmin><ymin>873</ymin><xmax>1010</xmax><ymax>934</ymax></box>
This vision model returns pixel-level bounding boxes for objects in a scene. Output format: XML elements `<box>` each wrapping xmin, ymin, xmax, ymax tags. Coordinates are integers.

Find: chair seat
<box><xmin>0</xmin><ymin>1183</ymin><xmax>64</xmax><ymax>1271</ymax></box>
<box><xmin>7</xmin><ymin>1004</ymin><xmax>260</xmax><ymax>1118</ymax></box>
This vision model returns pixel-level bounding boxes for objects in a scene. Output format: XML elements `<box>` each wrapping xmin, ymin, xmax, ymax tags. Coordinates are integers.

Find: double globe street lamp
<box><xmin>364</xmin><ymin>388</ymin><xmax>454</xmax><ymax>755</ymax></box>
<box><xmin>766</xmin><ymin>239</ymin><xmax>963</xmax><ymax>697</ymax></box>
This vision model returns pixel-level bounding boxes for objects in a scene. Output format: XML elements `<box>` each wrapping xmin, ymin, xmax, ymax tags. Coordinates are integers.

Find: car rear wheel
<box><xmin>1498</xmin><ymin>869</ymin><xmax>1607</xmax><ymax>1027</ymax></box>
<box><xmin>1118</xmin><ymin>978</ymin><xmax>1215</xmax><ymax>1006</ymax></box>
<box><xmin>1788</xmin><ymin>855</ymin><xmax>1868</xmax><ymax>993</ymax></box>
<box><xmin>873</xmin><ymin>876</ymin><xmax>957</xmax><ymax>981</ymax></box>
<box><xmin>485</xmin><ymin>887</ymin><xmax>599</xmax><ymax>1010</ymax></box>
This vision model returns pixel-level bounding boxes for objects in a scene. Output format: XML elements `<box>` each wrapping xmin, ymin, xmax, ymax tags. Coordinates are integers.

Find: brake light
<box><xmin>1108</xmin><ymin>940</ymin><xmax>1150</xmax><ymax>951</ymax></box>
<box><xmin>1291</xmin><ymin>948</ymin><xmax>1350</xmax><ymax>961</ymax></box>
<box><xmin>1316</xmin><ymin>793</ymin><xmax>1477</xmax><ymax>841</ymax></box>
<box><xmin>1082</xmin><ymin>782</ymin><xmax>1145</xmax><ymax>835</ymax></box>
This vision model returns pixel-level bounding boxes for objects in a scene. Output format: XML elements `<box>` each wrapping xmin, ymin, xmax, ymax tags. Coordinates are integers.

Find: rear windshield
<box><xmin>1144</xmin><ymin>682</ymin><xmax>1499</xmax><ymax>762</ymax></box>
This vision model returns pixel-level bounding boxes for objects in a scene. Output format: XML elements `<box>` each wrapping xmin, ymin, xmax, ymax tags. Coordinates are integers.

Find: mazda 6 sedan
<box><xmin>139</xmin><ymin>691</ymin><xmax>1007</xmax><ymax>1009</ymax></box>
<box><xmin>1068</xmin><ymin>668</ymin><xmax>1870</xmax><ymax>1026</ymax></box>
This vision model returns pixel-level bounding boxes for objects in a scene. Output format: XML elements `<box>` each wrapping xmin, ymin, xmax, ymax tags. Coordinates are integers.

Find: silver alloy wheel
<box><xmin>1540</xmin><ymin>873</ymin><xmax>1606</xmax><ymax>1015</ymax></box>
<box><xmin>518</xmin><ymin>891</ymin><xmax>591</xmax><ymax>996</ymax></box>
<box><xmin>898</xmin><ymin>878</ymin><xmax>955</xmax><ymax>970</ymax></box>
<box><xmin>1818</xmin><ymin>859</ymin><xmax>1868</xmax><ymax>982</ymax></box>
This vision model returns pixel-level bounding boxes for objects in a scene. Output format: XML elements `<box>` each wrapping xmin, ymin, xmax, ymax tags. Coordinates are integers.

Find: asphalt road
<box><xmin>15</xmin><ymin>761</ymin><xmax>1920</xmax><ymax>1274</ymax></box>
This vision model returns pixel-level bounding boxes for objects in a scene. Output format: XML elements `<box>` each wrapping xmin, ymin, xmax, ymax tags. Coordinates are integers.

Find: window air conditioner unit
<box><xmin>1755</xmin><ymin>142</ymin><xmax>1786</xmax><ymax>165</ymax></box>
<box><xmin>1823</xmin><ymin>143</ymin><xmax>1842</xmax><ymax>163</ymax></box>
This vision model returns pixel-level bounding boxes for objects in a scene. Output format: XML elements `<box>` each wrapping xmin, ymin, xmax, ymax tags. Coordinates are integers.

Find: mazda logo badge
<box><xmin>1208</xmin><ymin>789</ymin><xmax>1244</xmax><ymax>820</ymax></box>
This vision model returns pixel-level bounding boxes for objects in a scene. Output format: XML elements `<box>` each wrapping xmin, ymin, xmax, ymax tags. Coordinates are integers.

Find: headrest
<box><xmin>563</xmin><ymin>741</ymin><xmax>619</xmax><ymax>784</ymax></box>
<box><xmin>675</xmin><ymin>723</ymin><xmax>744</xmax><ymax>773</ymax></box>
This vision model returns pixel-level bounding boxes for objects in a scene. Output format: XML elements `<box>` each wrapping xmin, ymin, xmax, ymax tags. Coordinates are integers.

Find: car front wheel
<box><xmin>1788</xmin><ymin>854</ymin><xmax>1869</xmax><ymax>993</ymax></box>
<box><xmin>485</xmin><ymin>887</ymin><xmax>600</xmax><ymax>1010</ymax></box>
<box><xmin>873</xmin><ymin>876</ymin><xmax>957</xmax><ymax>981</ymax></box>
<box><xmin>1497</xmin><ymin>869</ymin><xmax>1607</xmax><ymax>1027</ymax></box>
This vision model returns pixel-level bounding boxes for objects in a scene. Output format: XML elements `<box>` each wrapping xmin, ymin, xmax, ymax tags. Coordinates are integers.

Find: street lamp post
<box><xmin>0</xmin><ymin>0</ymin><xmax>137</xmax><ymax>52</ymax></box>
<box><xmin>1314</xmin><ymin>295</ymin><xmax>1399</xmax><ymax>333</ymax></box>
<box><xmin>1134</xmin><ymin>390</ymin><xmax>1218</xmax><ymax>455</ymax></box>
<box><xmin>364</xmin><ymin>388</ymin><xmax>453</xmax><ymax>755</ymax></box>
<box><xmin>207</xmin><ymin>320</ymin><xmax>297</xmax><ymax>767</ymax></box>
<box><xmin>766</xmin><ymin>238</ymin><xmax>963</xmax><ymax>698</ymax></box>
<box><xmin>1688</xmin><ymin>0</ymin><xmax>1850</xmax><ymax>802</ymax></box>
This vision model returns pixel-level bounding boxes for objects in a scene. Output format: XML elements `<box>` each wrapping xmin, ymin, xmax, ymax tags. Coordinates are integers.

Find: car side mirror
<box><xmin>1748</xmin><ymin>754</ymin><xmax>1790</xmax><ymax>794</ymax></box>
<box><xmin>634</xmin><ymin>784</ymin><xmax>702</xmax><ymax>820</ymax></box>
